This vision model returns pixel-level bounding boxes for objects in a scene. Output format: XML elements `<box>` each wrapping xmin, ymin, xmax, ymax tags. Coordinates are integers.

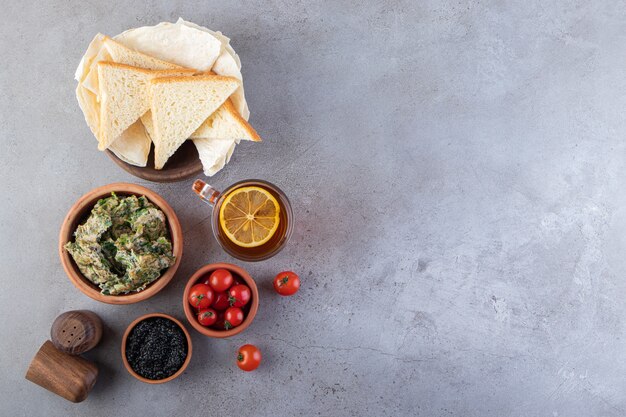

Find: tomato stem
<box><xmin>193</xmin><ymin>294</ymin><xmax>204</xmax><ymax>306</ymax></box>
<box><xmin>224</xmin><ymin>321</ymin><xmax>232</xmax><ymax>330</ymax></box>
<box><xmin>280</xmin><ymin>277</ymin><xmax>289</xmax><ymax>286</ymax></box>
<box><xmin>237</xmin><ymin>353</ymin><xmax>244</xmax><ymax>362</ymax></box>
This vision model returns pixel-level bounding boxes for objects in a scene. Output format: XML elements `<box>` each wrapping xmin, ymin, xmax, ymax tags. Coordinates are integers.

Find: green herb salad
<box><xmin>64</xmin><ymin>193</ymin><xmax>176</xmax><ymax>295</ymax></box>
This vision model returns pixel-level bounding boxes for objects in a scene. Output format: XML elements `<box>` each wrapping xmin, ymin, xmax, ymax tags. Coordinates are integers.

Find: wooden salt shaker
<box><xmin>25</xmin><ymin>340</ymin><xmax>98</xmax><ymax>403</ymax></box>
<box><xmin>50</xmin><ymin>310</ymin><xmax>102</xmax><ymax>355</ymax></box>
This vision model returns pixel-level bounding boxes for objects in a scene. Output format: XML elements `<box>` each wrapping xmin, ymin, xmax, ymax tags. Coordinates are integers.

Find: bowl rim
<box><xmin>121</xmin><ymin>313</ymin><xmax>193</xmax><ymax>384</ymax></box>
<box><xmin>183</xmin><ymin>263</ymin><xmax>259</xmax><ymax>338</ymax></box>
<box><xmin>58</xmin><ymin>182</ymin><xmax>183</xmax><ymax>305</ymax></box>
<box><xmin>105</xmin><ymin>142</ymin><xmax>203</xmax><ymax>183</ymax></box>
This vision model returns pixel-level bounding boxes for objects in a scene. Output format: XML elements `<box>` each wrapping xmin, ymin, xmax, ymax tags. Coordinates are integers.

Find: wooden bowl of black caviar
<box><xmin>121</xmin><ymin>313</ymin><xmax>192</xmax><ymax>384</ymax></box>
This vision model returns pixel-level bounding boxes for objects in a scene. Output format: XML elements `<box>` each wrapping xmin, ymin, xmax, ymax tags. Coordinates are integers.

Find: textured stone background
<box><xmin>1</xmin><ymin>1</ymin><xmax>626</xmax><ymax>416</ymax></box>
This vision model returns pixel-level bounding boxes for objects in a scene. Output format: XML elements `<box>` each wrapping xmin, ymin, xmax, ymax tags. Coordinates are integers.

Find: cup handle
<box><xmin>192</xmin><ymin>179</ymin><xmax>221</xmax><ymax>206</ymax></box>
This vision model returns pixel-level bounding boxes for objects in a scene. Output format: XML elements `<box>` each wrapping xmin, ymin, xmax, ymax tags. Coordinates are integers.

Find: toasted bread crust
<box><xmin>150</xmin><ymin>74</ymin><xmax>240</xmax><ymax>85</ymax></box>
<box><xmin>97</xmin><ymin>61</ymin><xmax>197</xmax><ymax>77</ymax></box>
<box><xmin>102</xmin><ymin>36</ymin><xmax>185</xmax><ymax>70</ymax></box>
<box><xmin>221</xmin><ymin>99</ymin><xmax>261</xmax><ymax>142</ymax></box>
<box><xmin>97</xmin><ymin>61</ymin><xmax>154</xmax><ymax>74</ymax></box>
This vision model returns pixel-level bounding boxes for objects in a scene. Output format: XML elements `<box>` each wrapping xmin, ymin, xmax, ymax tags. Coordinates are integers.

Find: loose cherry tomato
<box><xmin>188</xmin><ymin>283</ymin><xmax>214</xmax><ymax>309</ymax></box>
<box><xmin>208</xmin><ymin>269</ymin><xmax>233</xmax><ymax>292</ymax></box>
<box><xmin>197</xmin><ymin>308</ymin><xmax>218</xmax><ymax>326</ymax></box>
<box><xmin>237</xmin><ymin>344</ymin><xmax>262</xmax><ymax>371</ymax></box>
<box><xmin>224</xmin><ymin>307</ymin><xmax>244</xmax><ymax>329</ymax></box>
<box><xmin>212</xmin><ymin>291</ymin><xmax>230</xmax><ymax>311</ymax></box>
<box><xmin>273</xmin><ymin>271</ymin><xmax>300</xmax><ymax>296</ymax></box>
<box><xmin>229</xmin><ymin>284</ymin><xmax>251</xmax><ymax>307</ymax></box>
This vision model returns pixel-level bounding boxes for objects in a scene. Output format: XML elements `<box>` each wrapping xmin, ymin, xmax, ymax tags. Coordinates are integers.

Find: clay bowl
<box><xmin>183</xmin><ymin>263</ymin><xmax>259</xmax><ymax>338</ymax></box>
<box><xmin>106</xmin><ymin>141</ymin><xmax>202</xmax><ymax>183</ymax></box>
<box><xmin>59</xmin><ymin>183</ymin><xmax>183</xmax><ymax>304</ymax></box>
<box><xmin>121</xmin><ymin>313</ymin><xmax>192</xmax><ymax>384</ymax></box>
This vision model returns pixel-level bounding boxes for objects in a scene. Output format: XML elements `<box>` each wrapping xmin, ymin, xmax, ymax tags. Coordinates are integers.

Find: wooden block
<box><xmin>50</xmin><ymin>310</ymin><xmax>103</xmax><ymax>355</ymax></box>
<box><xmin>25</xmin><ymin>340</ymin><xmax>98</xmax><ymax>403</ymax></box>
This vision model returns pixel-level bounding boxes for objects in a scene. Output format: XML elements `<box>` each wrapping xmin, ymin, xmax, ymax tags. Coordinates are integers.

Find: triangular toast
<box><xmin>142</xmin><ymin>99</ymin><xmax>260</xmax><ymax>142</ymax></box>
<box><xmin>83</xmin><ymin>36</ymin><xmax>184</xmax><ymax>96</ymax></box>
<box><xmin>96</xmin><ymin>62</ymin><xmax>195</xmax><ymax>150</ymax></box>
<box><xmin>149</xmin><ymin>74</ymin><xmax>240</xmax><ymax>169</ymax></box>
<box><xmin>190</xmin><ymin>99</ymin><xmax>261</xmax><ymax>141</ymax></box>
<box><xmin>103</xmin><ymin>36</ymin><xmax>183</xmax><ymax>70</ymax></box>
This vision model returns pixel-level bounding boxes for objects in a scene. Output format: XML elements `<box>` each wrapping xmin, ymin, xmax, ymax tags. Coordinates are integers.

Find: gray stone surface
<box><xmin>1</xmin><ymin>1</ymin><xmax>625</xmax><ymax>416</ymax></box>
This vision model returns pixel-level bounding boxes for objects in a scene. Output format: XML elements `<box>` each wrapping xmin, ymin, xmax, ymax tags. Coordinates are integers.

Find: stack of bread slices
<box><xmin>75</xmin><ymin>29</ymin><xmax>260</xmax><ymax>175</ymax></box>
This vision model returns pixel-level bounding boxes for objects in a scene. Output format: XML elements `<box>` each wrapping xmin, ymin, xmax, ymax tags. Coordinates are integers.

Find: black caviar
<box><xmin>125</xmin><ymin>317</ymin><xmax>188</xmax><ymax>380</ymax></box>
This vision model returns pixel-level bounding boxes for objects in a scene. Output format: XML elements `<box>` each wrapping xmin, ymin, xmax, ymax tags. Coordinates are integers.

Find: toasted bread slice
<box><xmin>83</xmin><ymin>36</ymin><xmax>184</xmax><ymax>96</ymax></box>
<box><xmin>96</xmin><ymin>62</ymin><xmax>195</xmax><ymax>150</ymax></box>
<box><xmin>190</xmin><ymin>99</ymin><xmax>260</xmax><ymax>141</ymax></box>
<box><xmin>103</xmin><ymin>36</ymin><xmax>183</xmax><ymax>70</ymax></box>
<box><xmin>76</xmin><ymin>83</ymin><xmax>152</xmax><ymax>167</ymax></box>
<box><xmin>142</xmin><ymin>100</ymin><xmax>260</xmax><ymax>142</ymax></box>
<box><xmin>141</xmin><ymin>108</ymin><xmax>242</xmax><ymax>176</ymax></box>
<box><xmin>150</xmin><ymin>74</ymin><xmax>240</xmax><ymax>169</ymax></box>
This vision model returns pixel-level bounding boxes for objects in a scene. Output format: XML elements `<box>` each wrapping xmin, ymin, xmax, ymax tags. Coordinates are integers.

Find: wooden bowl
<box><xmin>183</xmin><ymin>263</ymin><xmax>259</xmax><ymax>338</ymax></box>
<box><xmin>121</xmin><ymin>313</ymin><xmax>192</xmax><ymax>384</ymax></box>
<box><xmin>106</xmin><ymin>141</ymin><xmax>202</xmax><ymax>183</ymax></box>
<box><xmin>59</xmin><ymin>183</ymin><xmax>183</xmax><ymax>304</ymax></box>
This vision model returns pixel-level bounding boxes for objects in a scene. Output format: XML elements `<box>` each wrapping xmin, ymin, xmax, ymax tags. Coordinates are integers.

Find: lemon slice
<box><xmin>219</xmin><ymin>186</ymin><xmax>280</xmax><ymax>248</ymax></box>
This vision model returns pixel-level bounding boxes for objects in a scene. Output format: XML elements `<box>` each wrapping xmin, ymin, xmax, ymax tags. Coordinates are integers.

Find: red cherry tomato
<box><xmin>224</xmin><ymin>307</ymin><xmax>244</xmax><ymax>329</ymax></box>
<box><xmin>229</xmin><ymin>284</ymin><xmax>251</xmax><ymax>307</ymax></box>
<box><xmin>237</xmin><ymin>344</ymin><xmax>262</xmax><ymax>371</ymax></box>
<box><xmin>197</xmin><ymin>308</ymin><xmax>218</xmax><ymax>326</ymax></box>
<box><xmin>201</xmin><ymin>273</ymin><xmax>238</xmax><ymax>286</ymax></box>
<box><xmin>212</xmin><ymin>311</ymin><xmax>225</xmax><ymax>329</ymax></box>
<box><xmin>273</xmin><ymin>271</ymin><xmax>300</xmax><ymax>296</ymax></box>
<box><xmin>211</xmin><ymin>291</ymin><xmax>230</xmax><ymax>311</ymax></box>
<box><xmin>188</xmin><ymin>283</ymin><xmax>214</xmax><ymax>309</ymax></box>
<box><xmin>208</xmin><ymin>269</ymin><xmax>234</xmax><ymax>292</ymax></box>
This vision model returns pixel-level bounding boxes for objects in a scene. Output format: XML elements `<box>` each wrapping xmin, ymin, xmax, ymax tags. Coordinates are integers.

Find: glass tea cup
<box><xmin>192</xmin><ymin>179</ymin><xmax>294</xmax><ymax>262</ymax></box>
